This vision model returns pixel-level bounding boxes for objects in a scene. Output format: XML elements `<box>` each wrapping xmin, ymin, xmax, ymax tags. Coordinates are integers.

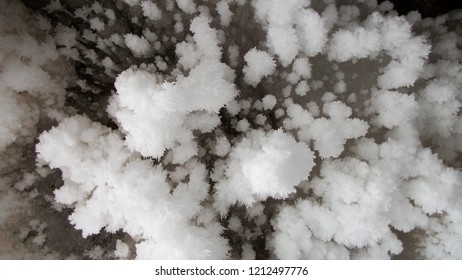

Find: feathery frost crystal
<box><xmin>1</xmin><ymin>0</ymin><xmax>461</xmax><ymax>260</ymax></box>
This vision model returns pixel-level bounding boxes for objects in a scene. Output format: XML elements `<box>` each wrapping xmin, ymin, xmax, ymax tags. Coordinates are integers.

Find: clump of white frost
<box><xmin>252</xmin><ymin>0</ymin><xmax>307</xmax><ymax>66</ymax></box>
<box><xmin>296</xmin><ymin>8</ymin><xmax>328</xmax><ymax>57</ymax></box>
<box><xmin>375</xmin><ymin>14</ymin><xmax>430</xmax><ymax>89</ymax></box>
<box><xmin>141</xmin><ymin>0</ymin><xmax>162</xmax><ymax>21</ymax></box>
<box><xmin>243</xmin><ymin>48</ymin><xmax>276</xmax><ymax>86</ymax></box>
<box><xmin>328</xmin><ymin>12</ymin><xmax>430</xmax><ymax>89</ymax></box>
<box><xmin>417</xmin><ymin>80</ymin><xmax>461</xmax><ymax>138</ymax></box>
<box><xmin>124</xmin><ymin>34</ymin><xmax>151</xmax><ymax>57</ymax></box>
<box><xmin>293</xmin><ymin>57</ymin><xmax>312</xmax><ymax>79</ymax></box>
<box><xmin>369</xmin><ymin>90</ymin><xmax>419</xmax><ymax>129</ymax></box>
<box><xmin>214</xmin><ymin>129</ymin><xmax>315</xmax><ymax>214</ymax></box>
<box><xmin>262</xmin><ymin>94</ymin><xmax>277</xmax><ymax>110</ymax></box>
<box><xmin>310</xmin><ymin>101</ymin><xmax>369</xmax><ymax>158</ymax></box>
<box><xmin>109</xmin><ymin>15</ymin><xmax>237</xmax><ymax>161</ymax></box>
<box><xmin>216</xmin><ymin>1</ymin><xmax>232</xmax><ymax>27</ymax></box>
<box><xmin>328</xmin><ymin>27</ymin><xmax>381</xmax><ymax>62</ymax></box>
<box><xmin>284</xmin><ymin>100</ymin><xmax>369</xmax><ymax>158</ymax></box>
<box><xmin>267</xmin><ymin>25</ymin><xmax>300</xmax><ymax>67</ymax></box>
<box><xmin>176</xmin><ymin>0</ymin><xmax>197</xmax><ymax>14</ymax></box>
<box><xmin>114</xmin><ymin>240</ymin><xmax>130</xmax><ymax>259</ymax></box>
<box><xmin>36</xmin><ymin>115</ymin><xmax>229</xmax><ymax>259</ymax></box>
<box><xmin>215</xmin><ymin>136</ymin><xmax>231</xmax><ymax>157</ymax></box>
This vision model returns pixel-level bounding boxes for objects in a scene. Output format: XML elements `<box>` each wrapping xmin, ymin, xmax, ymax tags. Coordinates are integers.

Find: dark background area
<box><xmin>21</xmin><ymin>0</ymin><xmax>462</xmax><ymax>18</ymax></box>
<box><xmin>381</xmin><ymin>0</ymin><xmax>462</xmax><ymax>18</ymax></box>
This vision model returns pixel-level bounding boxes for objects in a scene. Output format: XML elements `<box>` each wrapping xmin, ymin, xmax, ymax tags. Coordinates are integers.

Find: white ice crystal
<box><xmin>286</xmin><ymin>100</ymin><xmax>369</xmax><ymax>158</ymax></box>
<box><xmin>296</xmin><ymin>8</ymin><xmax>328</xmax><ymax>57</ymax></box>
<box><xmin>37</xmin><ymin>116</ymin><xmax>229</xmax><ymax>259</ymax></box>
<box><xmin>124</xmin><ymin>34</ymin><xmax>151</xmax><ymax>57</ymax></box>
<box><xmin>141</xmin><ymin>0</ymin><xmax>162</xmax><ymax>21</ymax></box>
<box><xmin>109</xmin><ymin>16</ymin><xmax>237</xmax><ymax>160</ymax></box>
<box><xmin>328</xmin><ymin>26</ymin><xmax>381</xmax><ymax>62</ymax></box>
<box><xmin>267</xmin><ymin>25</ymin><xmax>300</xmax><ymax>67</ymax></box>
<box><xmin>243</xmin><ymin>48</ymin><xmax>276</xmax><ymax>86</ymax></box>
<box><xmin>369</xmin><ymin>90</ymin><xmax>419</xmax><ymax>129</ymax></box>
<box><xmin>216</xmin><ymin>1</ymin><xmax>232</xmax><ymax>27</ymax></box>
<box><xmin>214</xmin><ymin>129</ymin><xmax>315</xmax><ymax>214</ymax></box>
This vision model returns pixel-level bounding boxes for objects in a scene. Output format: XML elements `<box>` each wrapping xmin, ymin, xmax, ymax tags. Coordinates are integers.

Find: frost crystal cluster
<box><xmin>1</xmin><ymin>0</ymin><xmax>462</xmax><ymax>259</ymax></box>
